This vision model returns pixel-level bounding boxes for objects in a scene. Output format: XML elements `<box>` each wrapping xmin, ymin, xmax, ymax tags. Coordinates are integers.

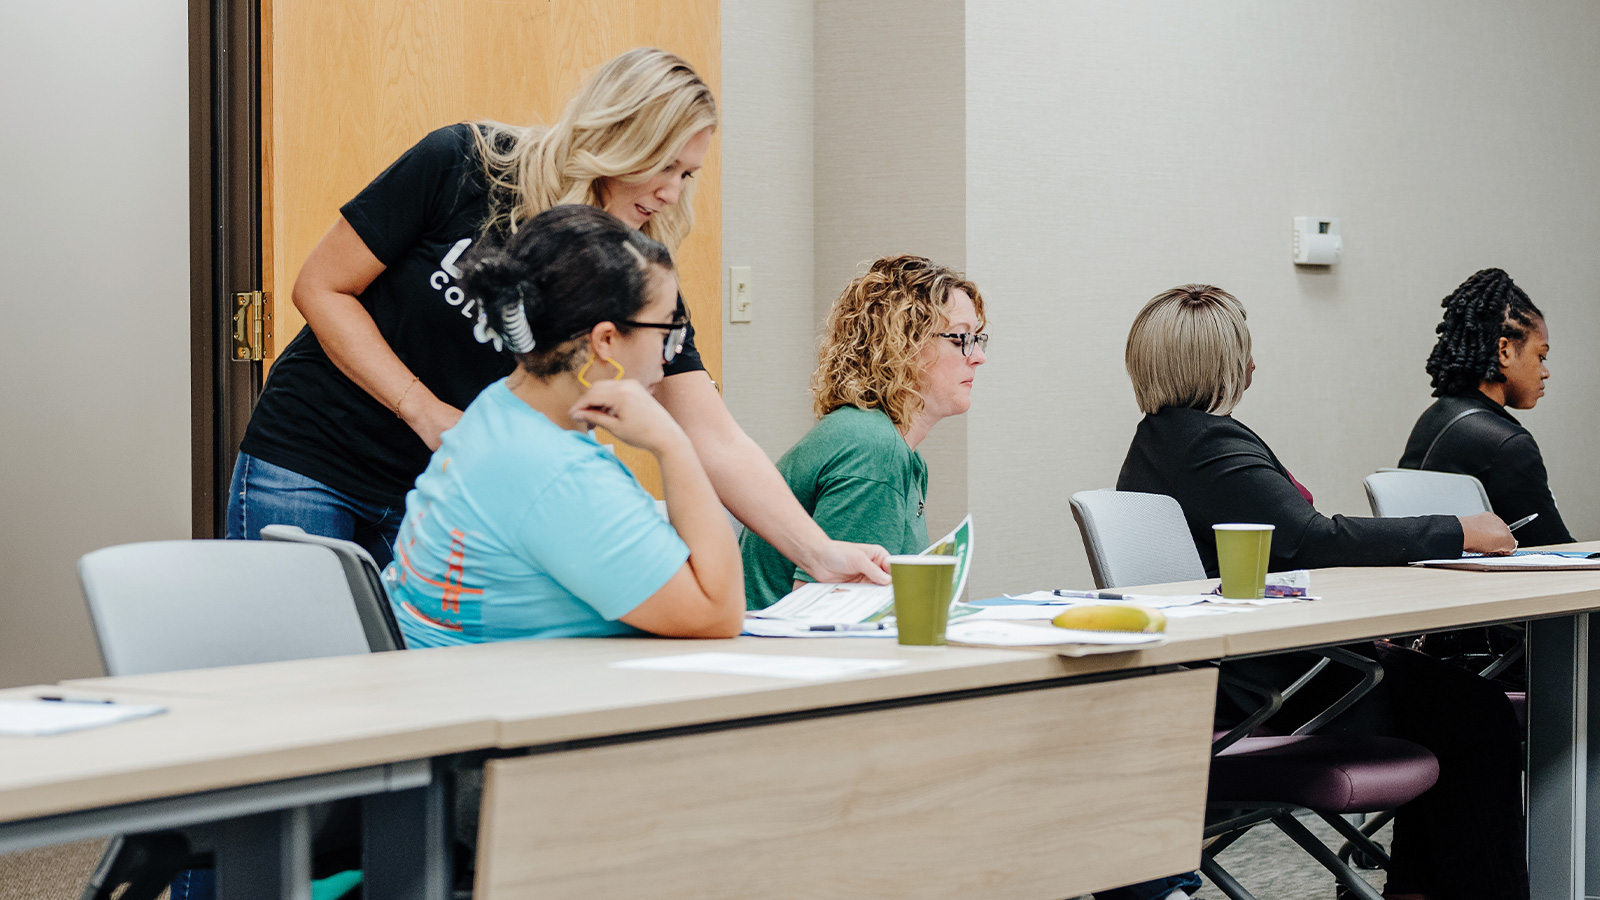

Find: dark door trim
<box><xmin>190</xmin><ymin>0</ymin><xmax>263</xmax><ymax>537</ymax></box>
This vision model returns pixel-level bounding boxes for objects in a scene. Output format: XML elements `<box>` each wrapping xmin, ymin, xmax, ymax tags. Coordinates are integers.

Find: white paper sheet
<box><xmin>944</xmin><ymin>621</ymin><xmax>1166</xmax><ymax>647</ymax></box>
<box><xmin>612</xmin><ymin>652</ymin><xmax>908</xmax><ymax>680</ymax></box>
<box><xmin>964</xmin><ymin>605</ymin><xmax>1062</xmax><ymax>621</ymax></box>
<box><xmin>0</xmin><ymin>699</ymin><xmax>166</xmax><ymax>736</ymax></box>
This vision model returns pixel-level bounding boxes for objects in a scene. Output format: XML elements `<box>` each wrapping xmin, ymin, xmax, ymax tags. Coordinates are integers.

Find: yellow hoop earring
<box><xmin>576</xmin><ymin>355</ymin><xmax>625</xmax><ymax>387</ymax></box>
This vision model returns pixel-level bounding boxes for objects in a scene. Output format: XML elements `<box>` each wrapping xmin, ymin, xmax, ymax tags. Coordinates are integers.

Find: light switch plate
<box><xmin>729</xmin><ymin>266</ymin><xmax>753</xmax><ymax>323</ymax></box>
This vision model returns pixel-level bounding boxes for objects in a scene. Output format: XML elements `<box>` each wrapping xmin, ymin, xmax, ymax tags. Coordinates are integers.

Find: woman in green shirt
<box><xmin>742</xmin><ymin>254</ymin><xmax>987</xmax><ymax>609</ymax></box>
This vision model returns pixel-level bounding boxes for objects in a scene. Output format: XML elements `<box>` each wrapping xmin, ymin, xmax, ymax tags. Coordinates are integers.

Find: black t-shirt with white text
<box><xmin>240</xmin><ymin>124</ymin><xmax>704</xmax><ymax>506</ymax></box>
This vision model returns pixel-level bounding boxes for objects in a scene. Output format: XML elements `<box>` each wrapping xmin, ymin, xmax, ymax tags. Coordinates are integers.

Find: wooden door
<box><xmin>260</xmin><ymin>0</ymin><xmax>721</xmax><ymax>492</ymax></box>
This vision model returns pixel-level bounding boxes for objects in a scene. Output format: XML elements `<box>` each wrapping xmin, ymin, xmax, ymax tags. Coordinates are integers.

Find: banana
<box><xmin>1051</xmin><ymin>604</ymin><xmax>1167</xmax><ymax>633</ymax></box>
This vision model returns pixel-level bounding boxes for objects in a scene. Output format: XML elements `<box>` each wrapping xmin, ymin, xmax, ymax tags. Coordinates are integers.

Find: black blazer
<box><xmin>1399</xmin><ymin>392</ymin><xmax>1573</xmax><ymax>547</ymax></box>
<box><xmin>1118</xmin><ymin>407</ymin><xmax>1463</xmax><ymax>577</ymax></box>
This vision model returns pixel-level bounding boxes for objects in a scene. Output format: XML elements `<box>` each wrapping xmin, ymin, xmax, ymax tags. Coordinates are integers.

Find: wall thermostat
<box><xmin>1293</xmin><ymin>217</ymin><xmax>1342</xmax><ymax>265</ymax></box>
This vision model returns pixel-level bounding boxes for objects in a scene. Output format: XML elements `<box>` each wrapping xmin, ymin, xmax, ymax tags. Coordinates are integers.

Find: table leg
<box><xmin>362</xmin><ymin>760</ymin><xmax>452</xmax><ymax>900</ymax></box>
<box><xmin>1528</xmin><ymin>613</ymin><xmax>1589</xmax><ymax>900</ymax></box>
<box><xmin>215</xmin><ymin>806</ymin><xmax>313</xmax><ymax>900</ymax></box>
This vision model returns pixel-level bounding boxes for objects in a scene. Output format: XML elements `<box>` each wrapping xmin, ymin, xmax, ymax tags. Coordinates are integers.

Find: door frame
<box><xmin>190</xmin><ymin>0</ymin><xmax>264</xmax><ymax>537</ymax></box>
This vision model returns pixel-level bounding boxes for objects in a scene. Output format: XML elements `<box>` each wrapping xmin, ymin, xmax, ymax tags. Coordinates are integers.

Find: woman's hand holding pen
<box><xmin>1460</xmin><ymin>512</ymin><xmax>1517</xmax><ymax>556</ymax></box>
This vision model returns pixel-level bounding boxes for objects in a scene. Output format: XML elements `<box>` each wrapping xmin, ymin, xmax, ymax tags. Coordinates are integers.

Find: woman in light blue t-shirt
<box><xmin>385</xmin><ymin>205</ymin><xmax>744</xmax><ymax>645</ymax></box>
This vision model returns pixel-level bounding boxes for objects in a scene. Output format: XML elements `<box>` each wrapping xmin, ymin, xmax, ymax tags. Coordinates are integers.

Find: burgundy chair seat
<box><xmin>1507</xmin><ymin>691</ymin><xmax>1527</xmax><ymax>729</ymax></box>
<box><xmin>1210</xmin><ymin>735</ymin><xmax>1440</xmax><ymax>813</ymax></box>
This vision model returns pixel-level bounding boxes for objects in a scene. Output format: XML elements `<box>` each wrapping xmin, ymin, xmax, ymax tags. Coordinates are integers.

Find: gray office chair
<box><xmin>1363</xmin><ymin>469</ymin><xmax>1491</xmax><ymax>518</ymax></box>
<box><xmin>260</xmin><ymin>524</ymin><xmax>404</xmax><ymax>651</ymax></box>
<box><xmin>1068</xmin><ymin>489</ymin><xmax>1434</xmax><ymax>900</ymax></box>
<box><xmin>1069</xmin><ymin>489</ymin><xmax>1207</xmax><ymax>588</ymax></box>
<box><xmin>76</xmin><ymin>540</ymin><xmax>375</xmax><ymax>900</ymax></box>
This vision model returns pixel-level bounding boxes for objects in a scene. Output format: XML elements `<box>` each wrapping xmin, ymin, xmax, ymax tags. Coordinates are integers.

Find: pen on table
<box><xmin>1507</xmin><ymin>513</ymin><xmax>1538</xmax><ymax>533</ymax></box>
<box><xmin>1051</xmin><ymin>589</ymin><xmax>1124</xmax><ymax>601</ymax></box>
<box><xmin>38</xmin><ymin>696</ymin><xmax>117</xmax><ymax>704</ymax></box>
<box><xmin>802</xmin><ymin>622</ymin><xmax>887</xmax><ymax>632</ymax></box>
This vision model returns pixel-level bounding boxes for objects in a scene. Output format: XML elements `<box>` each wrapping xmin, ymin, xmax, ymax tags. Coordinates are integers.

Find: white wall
<box><xmin>720</xmin><ymin>0</ymin><xmax>818</xmax><ymax>455</ymax></box>
<box><xmin>725</xmin><ymin>1</ymin><xmax>1600</xmax><ymax>600</ymax></box>
<box><xmin>0</xmin><ymin>1</ymin><xmax>192</xmax><ymax>687</ymax></box>
<box><xmin>963</xmin><ymin>0</ymin><xmax>1600</xmax><ymax>597</ymax></box>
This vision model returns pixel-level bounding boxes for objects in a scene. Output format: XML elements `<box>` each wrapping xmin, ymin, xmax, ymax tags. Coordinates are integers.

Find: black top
<box><xmin>240</xmin><ymin>124</ymin><xmax>704</xmax><ymax>507</ymax></box>
<box><xmin>1117</xmin><ymin>407</ymin><xmax>1463</xmax><ymax>576</ymax></box>
<box><xmin>1398</xmin><ymin>392</ymin><xmax>1572</xmax><ymax>547</ymax></box>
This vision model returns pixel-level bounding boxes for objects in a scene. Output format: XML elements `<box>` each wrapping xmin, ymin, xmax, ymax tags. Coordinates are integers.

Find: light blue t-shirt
<box><xmin>384</xmin><ymin>380</ymin><xmax>689</xmax><ymax>647</ymax></box>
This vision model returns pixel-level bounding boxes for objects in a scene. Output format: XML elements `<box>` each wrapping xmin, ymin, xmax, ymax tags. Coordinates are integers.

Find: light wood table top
<box><xmin>66</xmin><ymin>635</ymin><xmax>1222</xmax><ymax>748</ymax></box>
<box><xmin>1121</xmin><ymin>541</ymin><xmax>1600</xmax><ymax>657</ymax></box>
<box><xmin>0</xmin><ymin>684</ymin><xmax>495</xmax><ymax>823</ymax></box>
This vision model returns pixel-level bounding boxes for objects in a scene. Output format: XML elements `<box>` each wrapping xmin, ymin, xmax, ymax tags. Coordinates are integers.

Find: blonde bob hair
<box><xmin>472</xmin><ymin>48</ymin><xmax>717</xmax><ymax>249</ymax></box>
<box><xmin>1126</xmin><ymin>284</ymin><xmax>1251</xmax><ymax>416</ymax></box>
<box><xmin>813</xmin><ymin>255</ymin><xmax>985</xmax><ymax>426</ymax></box>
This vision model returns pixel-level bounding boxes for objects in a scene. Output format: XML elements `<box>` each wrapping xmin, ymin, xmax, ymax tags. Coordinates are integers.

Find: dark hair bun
<box><xmin>457</xmin><ymin>205</ymin><xmax>676</xmax><ymax>373</ymax></box>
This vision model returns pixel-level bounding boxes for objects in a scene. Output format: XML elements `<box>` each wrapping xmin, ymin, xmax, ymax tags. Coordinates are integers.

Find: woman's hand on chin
<box><xmin>570</xmin><ymin>380</ymin><xmax>690</xmax><ymax>457</ymax></box>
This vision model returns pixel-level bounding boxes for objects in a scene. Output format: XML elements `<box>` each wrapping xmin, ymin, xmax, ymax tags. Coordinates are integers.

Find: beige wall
<box><xmin>0</xmin><ymin>1</ymin><xmax>191</xmax><ymax>687</ymax></box>
<box><xmin>725</xmin><ymin>1</ymin><xmax>1600</xmax><ymax>599</ymax></box>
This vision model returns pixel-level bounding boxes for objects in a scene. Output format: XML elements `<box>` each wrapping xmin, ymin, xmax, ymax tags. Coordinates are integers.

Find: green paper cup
<box><xmin>1214</xmin><ymin>524</ymin><xmax>1274</xmax><ymax>600</ymax></box>
<box><xmin>890</xmin><ymin>555</ymin><xmax>958</xmax><ymax>646</ymax></box>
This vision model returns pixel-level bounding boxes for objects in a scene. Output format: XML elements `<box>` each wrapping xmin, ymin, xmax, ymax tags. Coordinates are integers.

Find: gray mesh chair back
<box><xmin>260</xmin><ymin>525</ymin><xmax>404</xmax><ymax>651</ymax></box>
<box><xmin>78</xmin><ymin>540</ymin><xmax>371</xmax><ymax>676</ymax></box>
<box><xmin>1069</xmin><ymin>490</ymin><xmax>1207</xmax><ymax>589</ymax></box>
<box><xmin>1364</xmin><ymin>469</ymin><xmax>1491</xmax><ymax>518</ymax></box>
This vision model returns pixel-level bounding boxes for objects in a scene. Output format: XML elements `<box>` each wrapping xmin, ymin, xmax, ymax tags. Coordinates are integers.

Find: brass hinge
<box><xmin>231</xmin><ymin>291</ymin><xmax>273</xmax><ymax>361</ymax></box>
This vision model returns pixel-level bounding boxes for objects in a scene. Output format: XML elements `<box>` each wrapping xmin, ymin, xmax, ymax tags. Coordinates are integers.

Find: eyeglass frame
<box><xmin>618</xmin><ymin>313</ymin><xmax>691</xmax><ymax>364</ymax></box>
<box><xmin>937</xmin><ymin>331</ymin><xmax>989</xmax><ymax>357</ymax></box>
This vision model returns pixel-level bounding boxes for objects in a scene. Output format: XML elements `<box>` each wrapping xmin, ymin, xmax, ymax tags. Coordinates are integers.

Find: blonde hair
<box><xmin>813</xmin><ymin>255</ymin><xmax>985</xmax><ymax>426</ymax></box>
<box><xmin>1125</xmin><ymin>284</ymin><xmax>1251</xmax><ymax>416</ymax></box>
<box><xmin>471</xmin><ymin>48</ymin><xmax>717</xmax><ymax>249</ymax></box>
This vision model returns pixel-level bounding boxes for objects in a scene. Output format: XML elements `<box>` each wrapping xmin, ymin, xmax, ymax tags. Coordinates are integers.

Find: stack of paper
<box><xmin>1412</xmin><ymin>553</ymin><xmax>1600</xmax><ymax>572</ymax></box>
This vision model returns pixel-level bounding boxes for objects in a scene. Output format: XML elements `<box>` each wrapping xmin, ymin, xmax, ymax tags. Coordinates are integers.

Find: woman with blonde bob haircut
<box><xmin>742</xmin><ymin>255</ymin><xmax>987</xmax><ymax>609</ymax></box>
<box><xmin>1119</xmin><ymin>283</ymin><xmax>1511</xmax><ymax>572</ymax></box>
<box><xmin>228</xmin><ymin>48</ymin><xmax>889</xmax><ymax>594</ymax></box>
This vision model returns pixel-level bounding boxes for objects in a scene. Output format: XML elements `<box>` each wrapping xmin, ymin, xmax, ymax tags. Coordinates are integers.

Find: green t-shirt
<box><xmin>741</xmin><ymin>406</ymin><xmax>929</xmax><ymax>610</ymax></box>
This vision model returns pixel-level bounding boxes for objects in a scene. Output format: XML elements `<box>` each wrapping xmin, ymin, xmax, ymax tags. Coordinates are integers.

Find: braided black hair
<box><xmin>458</xmin><ymin>204</ymin><xmax>674</xmax><ymax>377</ymax></box>
<box><xmin>1424</xmin><ymin>268</ymin><xmax>1543</xmax><ymax>397</ymax></box>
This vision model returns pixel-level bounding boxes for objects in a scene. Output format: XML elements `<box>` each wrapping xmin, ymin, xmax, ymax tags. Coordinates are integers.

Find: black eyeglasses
<box><xmin>621</xmin><ymin>315</ymin><xmax>691</xmax><ymax>363</ymax></box>
<box><xmin>938</xmin><ymin>332</ymin><xmax>989</xmax><ymax>357</ymax></box>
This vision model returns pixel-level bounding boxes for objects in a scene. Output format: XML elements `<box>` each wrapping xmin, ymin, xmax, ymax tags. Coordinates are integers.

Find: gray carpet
<box><xmin>3</xmin><ymin>817</ymin><xmax>1385</xmax><ymax>900</ymax></box>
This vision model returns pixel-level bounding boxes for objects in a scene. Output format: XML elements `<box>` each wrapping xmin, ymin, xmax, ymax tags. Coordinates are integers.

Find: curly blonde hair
<box><xmin>813</xmin><ymin>255</ymin><xmax>985</xmax><ymax>426</ymax></box>
<box><xmin>471</xmin><ymin>48</ymin><xmax>717</xmax><ymax>250</ymax></box>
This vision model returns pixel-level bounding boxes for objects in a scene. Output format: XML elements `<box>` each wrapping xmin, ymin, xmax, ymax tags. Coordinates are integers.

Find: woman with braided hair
<box><xmin>1399</xmin><ymin>268</ymin><xmax>1572</xmax><ymax>547</ymax></box>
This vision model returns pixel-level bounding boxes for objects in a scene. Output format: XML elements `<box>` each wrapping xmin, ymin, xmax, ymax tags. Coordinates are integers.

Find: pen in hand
<box><xmin>1507</xmin><ymin>513</ymin><xmax>1538</xmax><ymax>533</ymax></box>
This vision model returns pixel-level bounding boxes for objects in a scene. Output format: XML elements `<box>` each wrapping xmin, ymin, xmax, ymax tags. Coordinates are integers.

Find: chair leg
<box><xmin>1270</xmin><ymin>811</ymin><xmax>1385</xmax><ymax>900</ymax></box>
<box><xmin>1322</xmin><ymin>809</ymin><xmax>1394</xmax><ymax>870</ymax></box>
<box><xmin>77</xmin><ymin>837</ymin><xmax>123</xmax><ymax>900</ymax></box>
<box><xmin>1199</xmin><ymin>852</ymin><xmax>1260</xmax><ymax>900</ymax></box>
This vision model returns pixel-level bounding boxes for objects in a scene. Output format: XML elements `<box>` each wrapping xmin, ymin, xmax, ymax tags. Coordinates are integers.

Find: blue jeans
<box><xmin>226</xmin><ymin>452</ymin><xmax>403</xmax><ymax>567</ymax></box>
<box><xmin>1095</xmin><ymin>872</ymin><xmax>1203</xmax><ymax>900</ymax></box>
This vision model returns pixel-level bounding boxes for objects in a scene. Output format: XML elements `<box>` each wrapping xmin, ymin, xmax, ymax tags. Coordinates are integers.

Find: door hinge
<box><xmin>231</xmin><ymin>291</ymin><xmax>272</xmax><ymax>361</ymax></box>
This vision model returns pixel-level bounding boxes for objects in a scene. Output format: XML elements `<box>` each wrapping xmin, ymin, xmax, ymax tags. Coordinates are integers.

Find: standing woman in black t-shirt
<box><xmin>1399</xmin><ymin>268</ymin><xmax>1573</xmax><ymax>546</ymax></box>
<box><xmin>230</xmin><ymin>47</ymin><xmax>891</xmax><ymax>587</ymax></box>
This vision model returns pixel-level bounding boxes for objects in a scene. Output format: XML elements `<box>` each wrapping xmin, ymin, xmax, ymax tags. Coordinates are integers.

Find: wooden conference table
<box><xmin>0</xmin><ymin>548</ymin><xmax>1596</xmax><ymax>899</ymax></box>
